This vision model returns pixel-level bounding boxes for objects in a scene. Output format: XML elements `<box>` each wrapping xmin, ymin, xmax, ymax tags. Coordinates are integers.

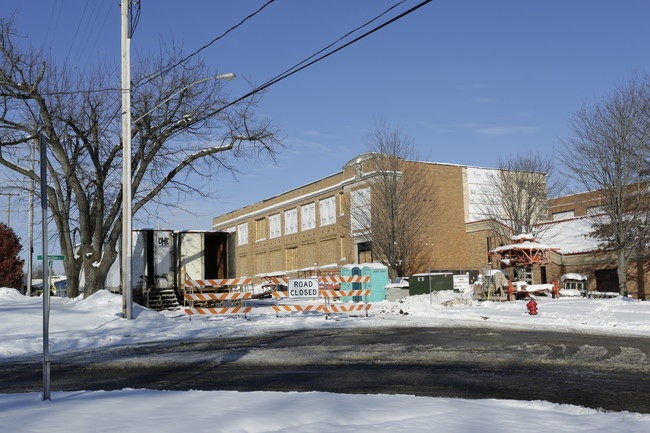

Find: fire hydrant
<box><xmin>526</xmin><ymin>299</ymin><xmax>538</xmax><ymax>315</ymax></box>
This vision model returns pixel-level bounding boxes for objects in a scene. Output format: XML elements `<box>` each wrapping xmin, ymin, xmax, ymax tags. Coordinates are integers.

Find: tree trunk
<box><xmin>617</xmin><ymin>249</ymin><xmax>628</xmax><ymax>296</ymax></box>
<box><xmin>63</xmin><ymin>260</ymin><xmax>82</xmax><ymax>298</ymax></box>
<box><xmin>82</xmin><ymin>265</ymin><xmax>107</xmax><ymax>297</ymax></box>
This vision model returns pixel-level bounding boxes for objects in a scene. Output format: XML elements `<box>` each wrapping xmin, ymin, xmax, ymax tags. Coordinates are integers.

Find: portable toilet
<box><xmin>362</xmin><ymin>263</ymin><xmax>388</xmax><ymax>302</ymax></box>
<box><xmin>340</xmin><ymin>263</ymin><xmax>388</xmax><ymax>302</ymax></box>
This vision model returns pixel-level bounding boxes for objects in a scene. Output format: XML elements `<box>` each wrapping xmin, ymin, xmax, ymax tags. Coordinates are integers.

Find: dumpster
<box><xmin>408</xmin><ymin>272</ymin><xmax>453</xmax><ymax>296</ymax></box>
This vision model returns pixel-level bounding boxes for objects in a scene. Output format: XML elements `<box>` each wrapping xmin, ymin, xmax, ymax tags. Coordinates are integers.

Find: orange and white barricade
<box><xmin>183</xmin><ymin>278</ymin><xmax>252</xmax><ymax>319</ymax></box>
<box><xmin>319</xmin><ymin>289</ymin><xmax>372</xmax><ymax>318</ymax></box>
<box><xmin>270</xmin><ymin>277</ymin><xmax>372</xmax><ymax>319</ymax></box>
<box><xmin>184</xmin><ymin>278</ymin><xmax>252</xmax><ymax>291</ymax></box>
<box><xmin>269</xmin><ymin>291</ymin><xmax>325</xmax><ymax>317</ymax></box>
<box><xmin>184</xmin><ymin>306</ymin><xmax>252</xmax><ymax>318</ymax></box>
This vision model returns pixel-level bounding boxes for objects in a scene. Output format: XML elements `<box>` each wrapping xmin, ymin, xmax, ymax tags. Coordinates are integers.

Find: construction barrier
<box><xmin>270</xmin><ymin>288</ymin><xmax>372</xmax><ymax>319</ymax></box>
<box><xmin>185</xmin><ymin>278</ymin><xmax>252</xmax><ymax>289</ymax></box>
<box><xmin>184</xmin><ymin>292</ymin><xmax>252</xmax><ymax>302</ymax></box>
<box><xmin>272</xmin><ymin>304</ymin><xmax>325</xmax><ymax>313</ymax></box>
<box><xmin>183</xmin><ymin>276</ymin><xmax>372</xmax><ymax>320</ymax></box>
<box><xmin>264</xmin><ymin>276</ymin><xmax>370</xmax><ymax>286</ymax></box>
<box><xmin>320</xmin><ymin>289</ymin><xmax>371</xmax><ymax>318</ymax></box>
<box><xmin>268</xmin><ymin>291</ymin><xmax>323</xmax><ymax>317</ymax></box>
<box><xmin>185</xmin><ymin>306</ymin><xmax>252</xmax><ymax>317</ymax></box>
<box><xmin>183</xmin><ymin>279</ymin><xmax>252</xmax><ymax>319</ymax></box>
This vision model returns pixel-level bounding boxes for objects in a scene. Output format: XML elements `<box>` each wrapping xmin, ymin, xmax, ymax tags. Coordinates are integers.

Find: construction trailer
<box><xmin>95</xmin><ymin>229</ymin><xmax>235</xmax><ymax>310</ymax></box>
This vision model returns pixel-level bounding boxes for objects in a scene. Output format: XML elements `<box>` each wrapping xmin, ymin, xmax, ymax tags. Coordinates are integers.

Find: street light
<box><xmin>119</xmin><ymin>68</ymin><xmax>236</xmax><ymax>320</ymax></box>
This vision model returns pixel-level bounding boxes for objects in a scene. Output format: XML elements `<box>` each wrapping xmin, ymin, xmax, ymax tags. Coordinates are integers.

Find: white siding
<box><xmin>466</xmin><ymin>167</ymin><xmax>501</xmax><ymax>222</ymax></box>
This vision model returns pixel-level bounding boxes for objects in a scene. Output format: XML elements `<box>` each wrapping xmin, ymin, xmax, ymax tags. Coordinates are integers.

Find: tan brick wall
<box><xmin>212</xmin><ymin>155</ymin><xmax>507</xmax><ymax>280</ymax></box>
<box><xmin>548</xmin><ymin>190</ymin><xmax>604</xmax><ymax>219</ymax></box>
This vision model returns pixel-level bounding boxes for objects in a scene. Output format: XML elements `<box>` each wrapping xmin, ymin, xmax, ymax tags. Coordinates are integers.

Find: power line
<box><xmin>256</xmin><ymin>1</ymin><xmax>409</xmax><ymax>98</ymax></box>
<box><xmin>197</xmin><ymin>0</ymin><xmax>434</xmax><ymax>123</ymax></box>
<box><xmin>34</xmin><ymin>0</ymin><xmax>278</xmax><ymax>97</ymax></box>
<box><xmin>64</xmin><ymin>0</ymin><xmax>90</xmax><ymax>66</ymax></box>
<box><xmin>133</xmin><ymin>0</ymin><xmax>278</xmax><ymax>90</ymax></box>
<box><xmin>30</xmin><ymin>0</ymin><xmax>433</xmax><ymax>110</ymax></box>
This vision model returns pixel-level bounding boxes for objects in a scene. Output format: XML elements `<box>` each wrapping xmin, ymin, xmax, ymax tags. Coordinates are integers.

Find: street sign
<box><xmin>288</xmin><ymin>277</ymin><xmax>319</xmax><ymax>298</ymax></box>
<box><xmin>37</xmin><ymin>255</ymin><xmax>65</xmax><ymax>261</ymax></box>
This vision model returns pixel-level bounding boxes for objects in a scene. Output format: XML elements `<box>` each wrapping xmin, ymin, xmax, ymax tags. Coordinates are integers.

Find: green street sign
<box><xmin>37</xmin><ymin>255</ymin><xmax>65</xmax><ymax>261</ymax></box>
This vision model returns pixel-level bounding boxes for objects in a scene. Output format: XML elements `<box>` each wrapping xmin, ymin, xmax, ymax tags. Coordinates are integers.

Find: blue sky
<box><xmin>3</xmin><ymin>0</ymin><xmax>650</xmax><ymax>265</ymax></box>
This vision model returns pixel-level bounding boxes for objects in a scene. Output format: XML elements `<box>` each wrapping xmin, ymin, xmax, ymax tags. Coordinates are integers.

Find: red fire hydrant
<box><xmin>526</xmin><ymin>299</ymin><xmax>538</xmax><ymax>315</ymax></box>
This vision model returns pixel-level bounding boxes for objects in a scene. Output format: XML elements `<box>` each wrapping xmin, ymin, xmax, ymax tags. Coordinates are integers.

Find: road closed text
<box><xmin>288</xmin><ymin>277</ymin><xmax>319</xmax><ymax>298</ymax></box>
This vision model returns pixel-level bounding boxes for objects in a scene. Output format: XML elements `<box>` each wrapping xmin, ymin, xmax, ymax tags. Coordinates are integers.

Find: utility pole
<box><xmin>121</xmin><ymin>0</ymin><xmax>133</xmax><ymax>320</ymax></box>
<box><xmin>0</xmin><ymin>192</ymin><xmax>19</xmax><ymax>226</ymax></box>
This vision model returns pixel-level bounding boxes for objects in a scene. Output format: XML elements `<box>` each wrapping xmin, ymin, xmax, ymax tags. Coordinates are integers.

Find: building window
<box><xmin>301</xmin><ymin>202</ymin><xmax>316</xmax><ymax>231</ymax></box>
<box><xmin>552</xmin><ymin>210</ymin><xmax>575</xmax><ymax>221</ymax></box>
<box><xmin>286</xmin><ymin>247</ymin><xmax>298</xmax><ymax>271</ymax></box>
<box><xmin>285</xmin><ymin>208</ymin><xmax>298</xmax><ymax>235</ymax></box>
<box><xmin>255</xmin><ymin>218</ymin><xmax>266</xmax><ymax>241</ymax></box>
<box><xmin>319</xmin><ymin>196</ymin><xmax>336</xmax><ymax>226</ymax></box>
<box><xmin>269</xmin><ymin>213</ymin><xmax>281</xmax><ymax>239</ymax></box>
<box><xmin>237</xmin><ymin>222</ymin><xmax>248</xmax><ymax>245</ymax></box>
<box><xmin>587</xmin><ymin>206</ymin><xmax>604</xmax><ymax>216</ymax></box>
<box><xmin>350</xmin><ymin>187</ymin><xmax>371</xmax><ymax>231</ymax></box>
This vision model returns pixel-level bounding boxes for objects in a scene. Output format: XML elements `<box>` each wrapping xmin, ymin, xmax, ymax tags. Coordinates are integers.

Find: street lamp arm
<box><xmin>132</xmin><ymin>73</ymin><xmax>235</xmax><ymax>124</ymax></box>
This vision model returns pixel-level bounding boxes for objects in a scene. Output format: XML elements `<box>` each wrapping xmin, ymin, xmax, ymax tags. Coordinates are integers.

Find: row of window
<box><xmin>235</xmin><ymin>196</ymin><xmax>338</xmax><ymax>245</ymax></box>
<box><xmin>551</xmin><ymin>205</ymin><xmax>604</xmax><ymax>221</ymax></box>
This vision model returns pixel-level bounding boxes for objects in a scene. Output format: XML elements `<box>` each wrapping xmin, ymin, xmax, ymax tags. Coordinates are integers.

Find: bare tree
<box><xmin>479</xmin><ymin>152</ymin><xmax>559</xmax><ymax>245</ymax></box>
<box><xmin>348</xmin><ymin>123</ymin><xmax>437</xmax><ymax>281</ymax></box>
<box><xmin>561</xmin><ymin>76</ymin><xmax>650</xmax><ymax>296</ymax></box>
<box><xmin>0</xmin><ymin>18</ymin><xmax>281</xmax><ymax>297</ymax></box>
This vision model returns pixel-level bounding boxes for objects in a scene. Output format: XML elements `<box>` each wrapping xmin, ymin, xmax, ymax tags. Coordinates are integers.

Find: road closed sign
<box><xmin>288</xmin><ymin>277</ymin><xmax>319</xmax><ymax>298</ymax></box>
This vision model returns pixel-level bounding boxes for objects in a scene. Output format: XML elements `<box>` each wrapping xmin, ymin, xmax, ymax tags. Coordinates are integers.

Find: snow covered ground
<box><xmin>1</xmin><ymin>287</ymin><xmax>650</xmax><ymax>432</ymax></box>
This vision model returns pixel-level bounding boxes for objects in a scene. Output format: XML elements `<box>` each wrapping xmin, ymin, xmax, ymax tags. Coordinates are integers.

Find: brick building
<box><xmin>211</xmin><ymin>154</ymin><xmax>518</xmax><ymax>282</ymax></box>
<box><xmin>212</xmin><ymin>156</ymin><xmax>648</xmax><ymax>298</ymax></box>
<box><xmin>539</xmin><ymin>189</ymin><xmax>649</xmax><ymax>299</ymax></box>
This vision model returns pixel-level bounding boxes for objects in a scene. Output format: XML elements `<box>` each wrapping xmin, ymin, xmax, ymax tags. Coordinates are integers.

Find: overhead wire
<box><xmin>129</xmin><ymin>0</ymin><xmax>141</xmax><ymax>38</ymax></box>
<box><xmin>31</xmin><ymin>0</ymin><xmax>432</xmax><ymax>111</ymax></box>
<box><xmin>196</xmin><ymin>0</ymin><xmax>433</xmax><ymax>122</ymax></box>
<box><xmin>133</xmin><ymin>0</ymin><xmax>277</xmax><ymax>90</ymax></box>
<box><xmin>258</xmin><ymin>0</ymin><xmax>408</xmax><ymax>92</ymax></box>
<box><xmin>64</xmin><ymin>0</ymin><xmax>90</xmax><ymax>66</ymax></box>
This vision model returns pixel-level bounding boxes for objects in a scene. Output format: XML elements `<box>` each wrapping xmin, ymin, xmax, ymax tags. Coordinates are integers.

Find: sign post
<box><xmin>40</xmin><ymin>131</ymin><xmax>50</xmax><ymax>401</ymax></box>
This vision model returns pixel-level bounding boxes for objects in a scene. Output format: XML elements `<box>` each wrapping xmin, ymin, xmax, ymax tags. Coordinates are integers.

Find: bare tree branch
<box><xmin>560</xmin><ymin>75</ymin><xmax>650</xmax><ymax>295</ymax></box>
<box><xmin>0</xmin><ymin>19</ymin><xmax>282</xmax><ymax>297</ymax></box>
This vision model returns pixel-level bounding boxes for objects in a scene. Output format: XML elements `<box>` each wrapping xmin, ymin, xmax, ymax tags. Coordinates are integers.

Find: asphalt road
<box><xmin>2</xmin><ymin>327</ymin><xmax>650</xmax><ymax>413</ymax></box>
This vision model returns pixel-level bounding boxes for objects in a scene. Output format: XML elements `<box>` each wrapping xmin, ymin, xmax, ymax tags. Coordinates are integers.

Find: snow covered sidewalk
<box><xmin>2</xmin><ymin>389</ymin><xmax>650</xmax><ymax>433</ymax></box>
